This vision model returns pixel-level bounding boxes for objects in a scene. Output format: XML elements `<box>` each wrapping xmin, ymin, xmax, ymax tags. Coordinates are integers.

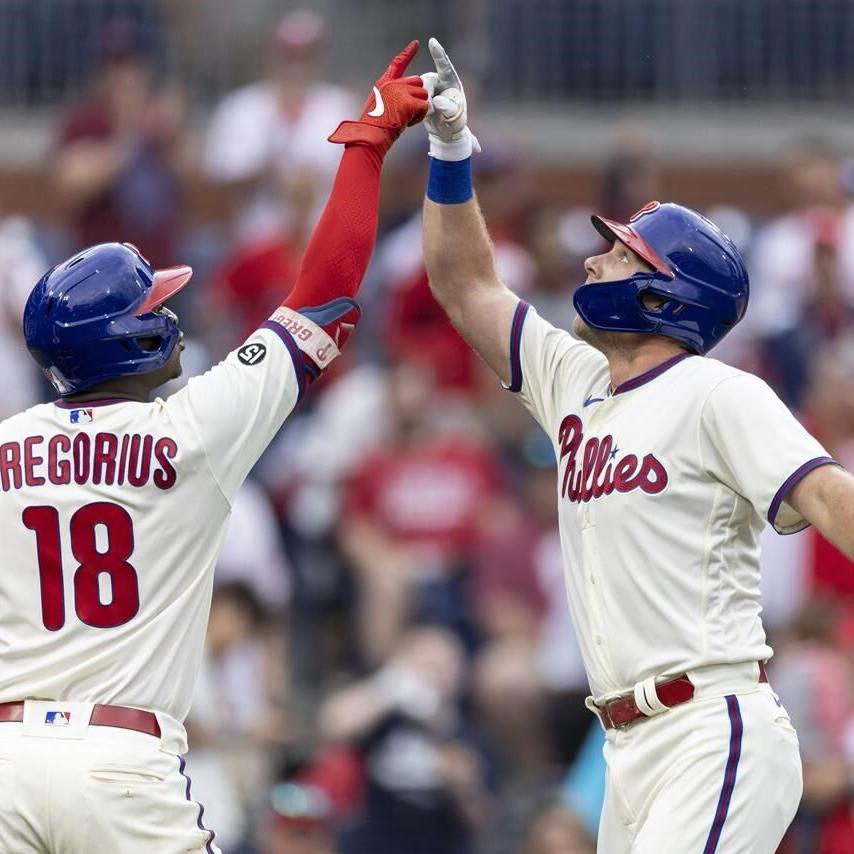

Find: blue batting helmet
<box><xmin>573</xmin><ymin>201</ymin><xmax>749</xmax><ymax>354</ymax></box>
<box><xmin>23</xmin><ymin>242</ymin><xmax>193</xmax><ymax>395</ymax></box>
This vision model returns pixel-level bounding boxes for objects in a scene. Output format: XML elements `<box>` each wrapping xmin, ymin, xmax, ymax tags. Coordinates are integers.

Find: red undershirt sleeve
<box><xmin>283</xmin><ymin>144</ymin><xmax>383</xmax><ymax>309</ymax></box>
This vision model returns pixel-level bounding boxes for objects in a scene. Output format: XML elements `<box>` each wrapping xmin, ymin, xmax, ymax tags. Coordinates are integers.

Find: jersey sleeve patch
<box><xmin>768</xmin><ymin>455</ymin><xmax>840</xmax><ymax>534</ymax></box>
<box><xmin>505</xmin><ymin>300</ymin><xmax>530</xmax><ymax>393</ymax></box>
<box><xmin>260</xmin><ymin>320</ymin><xmax>307</xmax><ymax>402</ymax></box>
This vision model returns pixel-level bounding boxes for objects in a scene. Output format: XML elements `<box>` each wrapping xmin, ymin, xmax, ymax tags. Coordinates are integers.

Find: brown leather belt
<box><xmin>0</xmin><ymin>701</ymin><xmax>161</xmax><ymax>738</ymax></box>
<box><xmin>598</xmin><ymin>662</ymin><xmax>769</xmax><ymax>730</ymax></box>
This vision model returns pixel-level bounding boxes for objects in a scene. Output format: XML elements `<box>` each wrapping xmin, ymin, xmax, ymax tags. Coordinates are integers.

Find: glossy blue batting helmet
<box><xmin>573</xmin><ymin>201</ymin><xmax>749</xmax><ymax>354</ymax></box>
<box><xmin>23</xmin><ymin>242</ymin><xmax>193</xmax><ymax>395</ymax></box>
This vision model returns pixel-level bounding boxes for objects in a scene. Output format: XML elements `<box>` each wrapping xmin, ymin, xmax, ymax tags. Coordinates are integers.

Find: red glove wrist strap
<box><xmin>327</xmin><ymin>121</ymin><xmax>393</xmax><ymax>154</ymax></box>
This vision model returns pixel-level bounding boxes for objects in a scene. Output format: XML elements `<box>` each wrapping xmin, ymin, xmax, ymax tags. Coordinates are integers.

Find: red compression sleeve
<box><xmin>283</xmin><ymin>145</ymin><xmax>382</xmax><ymax>309</ymax></box>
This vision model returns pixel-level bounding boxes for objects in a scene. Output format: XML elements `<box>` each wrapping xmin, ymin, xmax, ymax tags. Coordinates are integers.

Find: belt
<box><xmin>0</xmin><ymin>701</ymin><xmax>161</xmax><ymax>738</ymax></box>
<box><xmin>598</xmin><ymin>661</ymin><xmax>769</xmax><ymax>730</ymax></box>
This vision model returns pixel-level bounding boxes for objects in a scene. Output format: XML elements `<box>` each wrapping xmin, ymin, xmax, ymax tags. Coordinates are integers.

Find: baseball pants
<box><xmin>0</xmin><ymin>703</ymin><xmax>219</xmax><ymax>853</ymax></box>
<box><xmin>595</xmin><ymin>667</ymin><xmax>802</xmax><ymax>853</ymax></box>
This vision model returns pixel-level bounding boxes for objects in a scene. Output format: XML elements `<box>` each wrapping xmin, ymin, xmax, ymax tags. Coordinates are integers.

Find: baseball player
<box><xmin>420</xmin><ymin>39</ymin><xmax>854</xmax><ymax>853</ymax></box>
<box><xmin>0</xmin><ymin>42</ymin><xmax>427</xmax><ymax>853</ymax></box>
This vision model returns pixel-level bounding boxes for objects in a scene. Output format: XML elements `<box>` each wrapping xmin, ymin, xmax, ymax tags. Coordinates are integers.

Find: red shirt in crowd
<box><xmin>344</xmin><ymin>438</ymin><xmax>501</xmax><ymax>570</ymax></box>
<box><xmin>56</xmin><ymin>103</ymin><xmax>179</xmax><ymax>266</ymax></box>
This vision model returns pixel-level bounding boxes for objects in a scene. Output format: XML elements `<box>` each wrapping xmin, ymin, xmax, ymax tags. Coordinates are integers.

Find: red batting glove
<box><xmin>328</xmin><ymin>40</ymin><xmax>428</xmax><ymax>157</ymax></box>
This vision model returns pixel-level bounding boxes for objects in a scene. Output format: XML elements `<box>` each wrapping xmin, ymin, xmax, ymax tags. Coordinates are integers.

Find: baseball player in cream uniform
<box><xmin>0</xmin><ymin>41</ymin><xmax>429</xmax><ymax>853</ymax></box>
<box><xmin>420</xmin><ymin>38</ymin><xmax>854</xmax><ymax>853</ymax></box>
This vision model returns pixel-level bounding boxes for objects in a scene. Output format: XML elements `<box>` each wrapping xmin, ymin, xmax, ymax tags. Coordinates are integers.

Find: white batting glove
<box><xmin>421</xmin><ymin>37</ymin><xmax>481</xmax><ymax>162</ymax></box>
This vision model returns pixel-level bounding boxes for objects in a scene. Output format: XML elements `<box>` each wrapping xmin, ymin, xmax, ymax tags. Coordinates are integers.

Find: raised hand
<box><xmin>421</xmin><ymin>37</ymin><xmax>480</xmax><ymax>161</ymax></box>
<box><xmin>329</xmin><ymin>40</ymin><xmax>429</xmax><ymax>157</ymax></box>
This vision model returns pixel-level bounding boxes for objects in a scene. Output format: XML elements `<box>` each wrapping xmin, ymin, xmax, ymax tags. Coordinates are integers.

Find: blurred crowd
<box><xmin>3</xmin><ymin>10</ymin><xmax>854</xmax><ymax>854</ymax></box>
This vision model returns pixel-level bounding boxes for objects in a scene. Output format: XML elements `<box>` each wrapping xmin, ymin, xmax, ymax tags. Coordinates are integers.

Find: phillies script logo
<box><xmin>629</xmin><ymin>200</ymin><xmax>661</xmax><ymax>222</ymax></box>
<box><xmin>558</xmin><ymin>415</ymin><xmax>668</xmax><ymax>502</ymax></box>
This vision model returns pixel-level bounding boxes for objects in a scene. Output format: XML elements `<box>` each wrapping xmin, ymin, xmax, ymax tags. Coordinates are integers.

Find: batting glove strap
<box><xmin>268</xmin><ymin>299</ymin><xmax>360</xmax><ymax>380</ymax></box>
<box><xmin>427</xmin><ymin>128</ymin><xmax>478</xmax><ymax>162</ymax></box>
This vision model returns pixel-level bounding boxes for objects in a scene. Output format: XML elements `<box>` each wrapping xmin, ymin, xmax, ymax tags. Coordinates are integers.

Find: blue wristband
<box><xmin>427</xmin><ymin>157</ymin><xmax>473</xmax><ymax>205</ymax></box>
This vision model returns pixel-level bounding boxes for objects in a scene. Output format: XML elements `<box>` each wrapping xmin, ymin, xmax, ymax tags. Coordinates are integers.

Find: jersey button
<box><xmin>595</xmin><ymin>634</ymin><xmax>603</xmax><ymax>645</ymax></box>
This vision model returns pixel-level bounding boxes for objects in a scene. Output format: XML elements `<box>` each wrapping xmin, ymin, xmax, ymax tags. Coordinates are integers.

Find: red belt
<box><xmin>598</xmin><ymin>662</ymin><xmax>768</xmax><ymax>730</ymax></box>
<box><xmin>0</xmin><ymin>701</ymin><xmax>161</xmax><ymax>738</ymax></box>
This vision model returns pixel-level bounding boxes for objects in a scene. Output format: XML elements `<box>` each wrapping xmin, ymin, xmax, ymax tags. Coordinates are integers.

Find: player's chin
<box><xmin>165</xmin><ymin>343</ymin><xmax>183</xmax><ymax>379</ymax></box>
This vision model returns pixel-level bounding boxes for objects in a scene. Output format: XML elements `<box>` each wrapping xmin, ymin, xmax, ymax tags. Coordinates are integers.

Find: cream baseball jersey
<box><xmin>0</xmin><ymin>320</ymin><xmax>303</xmax><ymax>725</ymax></box>
<box><xmin>508</xmin><ymin>302</ymin><xmax>836</xmax><ymax>700</ymax></box>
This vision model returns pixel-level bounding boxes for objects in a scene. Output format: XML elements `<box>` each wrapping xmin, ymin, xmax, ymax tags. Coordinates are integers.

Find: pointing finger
<box><xmin>428</xmin><ymin>37</ymin><xmax>459</xmax><ymax>87</ymax></box>
<box><xmin>380</xmin><ymin>39</ymin><xmax>420</xmax><ymax>82</ymax></box>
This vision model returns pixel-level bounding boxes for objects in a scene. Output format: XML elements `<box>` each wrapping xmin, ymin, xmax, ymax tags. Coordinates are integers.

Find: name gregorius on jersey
<box><xmin>0</xmin><ymin>432</ymin><xmax>178</xmax><ymax>492</ymax></box>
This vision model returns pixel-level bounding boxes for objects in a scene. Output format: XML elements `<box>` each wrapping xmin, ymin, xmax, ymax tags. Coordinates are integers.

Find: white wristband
<box><xmin>428</xmin><ymin>129</ymin><xmax>476</xmax><ymax>162</ymax></box>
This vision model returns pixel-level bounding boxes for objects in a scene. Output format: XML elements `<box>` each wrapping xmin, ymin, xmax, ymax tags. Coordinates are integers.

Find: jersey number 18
<box><xmin>22</xmin><ymin>502</ymin><xmax>140</xmax><ymax>631</ymax></box>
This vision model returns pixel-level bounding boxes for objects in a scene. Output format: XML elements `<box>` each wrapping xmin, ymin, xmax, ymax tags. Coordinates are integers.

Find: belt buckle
<box><xmin>600</xmin><ymin>697</ymin><xmax>636</xmax><ymax>730</ymax></box>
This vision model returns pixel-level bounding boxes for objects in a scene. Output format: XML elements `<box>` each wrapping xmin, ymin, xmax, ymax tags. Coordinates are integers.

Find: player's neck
<box><xmin>62</xmin><ymin>376</ymin><xmax>155</xmax><ymax>405</ymax></box>
<box><xmin>606</xmin><ymin>340</ymin><xmax>690</xmax><ymax>393</ymax></box>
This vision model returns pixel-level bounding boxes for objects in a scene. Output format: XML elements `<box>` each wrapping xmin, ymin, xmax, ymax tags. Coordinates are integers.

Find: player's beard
<box><xmin>573</xmin><ymin>315</ymin><xmax>646</xmax><ymax>354</ymax></box>
<box><xmin>574</xmin><ymin>316</ymin><xmax>685</xmax><ymax>361</ymax></box>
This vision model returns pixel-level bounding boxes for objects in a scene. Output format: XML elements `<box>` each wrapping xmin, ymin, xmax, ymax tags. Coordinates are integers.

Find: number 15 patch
<box><xmin>238</xmin><ymin>342</ymin><xmax>267</xmax><ymax>365</ymax></box>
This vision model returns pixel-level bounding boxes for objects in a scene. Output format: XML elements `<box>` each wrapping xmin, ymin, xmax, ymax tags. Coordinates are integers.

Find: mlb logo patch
<box><xmin>44</xmin><ymin>710</ymin><xmax>71</xmax><ymax>726</ymax></box>
<box><xmin>70</xmin><ymin>409</ymin><xmax>93</xmax><ymax>424</ymax></box>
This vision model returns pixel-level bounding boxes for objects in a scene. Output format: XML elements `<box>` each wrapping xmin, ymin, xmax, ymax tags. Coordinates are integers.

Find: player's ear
<box><xmin>137</xmin><ymin>337</ymin><xmax>162</xmax><ymax>352</ymax></box>
<box><xmin>640</xmin><ymin>293</ymin><xmax>667</xmax><ymax>312</ymax></box>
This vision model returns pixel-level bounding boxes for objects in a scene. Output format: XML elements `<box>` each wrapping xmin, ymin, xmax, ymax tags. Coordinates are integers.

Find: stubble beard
<box><xmin>573</xmin><ymin>315</ymin><xmax>649</xmax><ymax>356</ymax></box>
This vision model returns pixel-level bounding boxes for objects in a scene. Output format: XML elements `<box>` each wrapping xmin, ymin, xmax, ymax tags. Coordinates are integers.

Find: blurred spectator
<box><xmin>0</xmin><ymin>215</ymin><xmax>48</xmax><ymax>416</ymax></box>
<box><xmin>533</xmin><ymin>521</ymin><xmax>589</xmax><ymax>764</ymax></box>
<box><xmin>758</xmin><ymin>523</ymin><xmax>813</xmax><ymax>636</ymax></box>
<box><xmin>263</xmin><ymin>362</ymin><xmax>389</xmax><ymax>541</ymax></box>
<box><xmin>53</xmin><ymin>17</ymin><xmax>191</xmax><ymax>264</ymax></box>
<box><xmin>748</xmin><ymin>138</ymin><xmax>854</xmax><ymax>405</ymax></box>
<box><xmin>338</xmin><ymin>356</ymin><xmax>502</xmax><ymax>665</ymax></box>
<box><xmin>800</xmin><ymin>337</ymin><xmax>854</xmax><ymax>598</ymax></box>
<box><xmin>260</xmin><ymin>778</ymin><xmax>337</xmax><ymax>854</ymax></box>
<box><xmin>216</xmin><ymin>477</ymin><xmax>293</xmax><ymax>616</ymax></box>
<box><xmin>560</xmin><ymin>723</ymin><xmax>607</xmax><ymax>842</ymax></box>
<box><xmin>599</xmin><ymin>132</ymin><xmax>661</xmax><ymax>224</ymax></box>
<box><xmin>472</xmin><ymin>436</ymin><xmax>588</xmax><ymax>779</ymax></box>
<box><xmin>521</xmin><ymin>800</ymin><xmax>596</xmax><ymax>854</ymax></box>
<box><xmin>204</xmin><ymin>9</ymin><xmax>356</xmax><ymax>246</ymax></box>
<box><xmin>319</xmin><ymin>626</ymin><xmax>492</xmax><ymax>854</ymax></box>
<box><xmin>523</xmin><ymin>207</ymin><xmax>601</xmax><ymax>333</ymax></box>
<box><xmin>186</xmin><ymin>582</ymin><xmax>290</xmax><ymax>852</ymax></box>
<box><xmin>209</xmin><ymin>235</ymin><xmax>302</xmax><ymax>346</ymax></box>
<box><xmin>774</xmin><ymin>601</ymin><xmax>854</xmax><ymax>854</ymax></box>
<box><xmin>258</xmin><ymin>361</ymin><xmax>393</xmax><ymax>690</ymax></box>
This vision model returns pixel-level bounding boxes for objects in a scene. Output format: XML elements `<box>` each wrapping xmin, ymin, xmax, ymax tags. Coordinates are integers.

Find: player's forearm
<box><xmin>283</xmin><ymin>145</ymin><xmax>382</xmax><ymax>308</ymax></box>
<box><xmin>54</xmin><ymin>143</ymin><xmax>123</xmax><ymax>208</ymax></box>
<box><xmin>318</xmin><ymin>681</ymin><xmax>395</xmax><ymax>743</ymax></box>
<box><xmin>283</xmin><ymin>41</ymin><xmax>427</xmax><ymax>309</ymax></box>
<box><xmin>792</xmin><ymin>465</ymin><xmax>854</xmax><ymax>558</ymax></box>
<box><xmin>815</xmin><ymin>470</ymin><xmax>854</xmax><ymax>559</ymax></box>
<box><xmin>422</xmin><ymin>194</ymin><xmax>502</xmax><ymax>320</ymax></box>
